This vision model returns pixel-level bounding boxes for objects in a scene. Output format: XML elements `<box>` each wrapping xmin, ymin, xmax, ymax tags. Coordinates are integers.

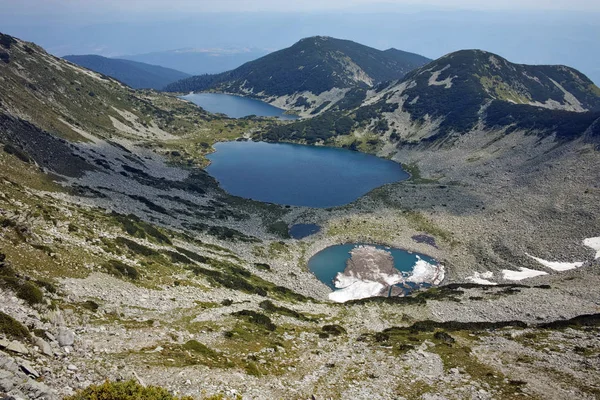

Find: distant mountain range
<box><xmin>62</xmin><ymin>55</ymin><xmax>190</xmax><ymax>90</ymax></box>
<box><xmin>119</xmin><ymin>48</ymin><xmax>270</xmax><ymax>76</ymax></box>
<box><xmin>259</xmin><ymin>49</ymin><xmax>600</xmax><ymax>145</ymax></box>
<box><xmin>165</xmin><ymin>36</ymin><xmax>432</xmax><ymax>115</ymax></box>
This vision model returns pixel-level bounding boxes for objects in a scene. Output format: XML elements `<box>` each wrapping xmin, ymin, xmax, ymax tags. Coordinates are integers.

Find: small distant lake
<box><xmin>289</xmin><ymin>224</ymin><xmax>321</xmax><ymax>239</ymax></box>
<box><xmin>182</xmin><ymin>93</ymin><xmax>298</xmax><ymax>120</ymax></box>
<box><xmin>308</xmin><ymin>244</ymin><xmax>435</xmax><ymax>290</ymax></box>
<box><xmin>206</xmin><ymin>141</ymin><xmax>409</xmax><ymax>208</ymax></box>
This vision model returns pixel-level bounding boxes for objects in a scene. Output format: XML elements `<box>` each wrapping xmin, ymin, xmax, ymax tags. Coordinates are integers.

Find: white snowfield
<box><xmin>328</xmin><ymin>279</ymin><xmax>385</xmax><ymax>303</ymax></box>
<box><xmin>406</xmin><ymin>256</ymin><xmax>445</xmax><ymax>284</ymax></box>
<box><xmin>526</xmin><ymin>254</ymin><xmax>584</xmax><ymax>271</ymax></box>
<box><xmin>583</xmin><ymin>237</ymin><xmax>600</xmax><ymax>259</ymax></box>
<box><xmin>466</xmin><ymin>271</ymin><xmax>497</xmax><ymax>285</ymax></box>
<box><xmin>502</xmin><ymin>267</ymin><xmax>548</xmax><ymax>281</ymax></box>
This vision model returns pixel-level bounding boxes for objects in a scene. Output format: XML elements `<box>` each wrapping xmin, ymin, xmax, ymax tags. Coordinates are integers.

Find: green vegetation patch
<box><xmin>0</xmin><ymin>267</ymin><xmax>45</xmax><ymax>306</ymax></box>
<box><xmin>102</xmin><ymin>260</ymin><xmax>140</xmax><ymax>280</ymax></box>
<box><xmin>187</xmin><ymin>259</ymin><xmax>310</xmax><ymax>302</ymax></box>
<box><xmin>111</xmin><ymin>212</ymin><xmax>172</xmax><ymax>244</ymax></box>
<box><xmin>0</xmin><ymin>311</ymin><xmax>31</xmax><ymax>341</ymax></box>
<box><xmin>259</xmin><ymin>300</ymin><xmax>311</xmax><ymax>321</ymax></box>
<box><xmin>162</xmin><ymin>249</ymin><xmax>194</xmax><ymax>265</ymax></box>
<box><xmin>174</xmin><ymin>246</ymin><xmax>208</xmax><ymax>263</ymax></box>
<box><xmin>401</xmin><ymin>163</ymin><xmax>438</xmax><ymax>184</ymax></box>
<box><xmin>65</xmin><ymin>380</ymin><xmax>194</xmax><ymax>400</ymax></box>
<box><xmin>539</xmin><ymin>313</ymin><xmax>600</xmax><ymax>330</ymax></box>
<box><xmin>115</xmin><ymin>237</ymin><xmax>159</xmax><ymax>257</ymax></box>
<box><xmin>404</xmin><ymin>211</ymin><xmax>455</xmax><ymax>244</ymax></box>
<box><xmin>267</xmin><ymin>221</ymin><xmax>290</xmax><ymax>239</ymax></box>
<box><xmin>232</xmin><ymin>310</ymin><xmax>277</xmax><ymax>331</ymax></box>
<box><xmin>320</xmin><ymin>324</ymin><xmax>347</xmax><ymax>338</ymax></box>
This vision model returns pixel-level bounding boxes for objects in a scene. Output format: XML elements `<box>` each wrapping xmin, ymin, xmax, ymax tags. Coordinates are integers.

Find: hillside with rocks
<box><xmin>0</xmin><ymin>32</ymin><xmax>599</xmax><ymax>399</ymax></box>
<box><xmin>259</xmin><ymin>49</ymin><xmax>600</xmax><ymax>147</ymax></box>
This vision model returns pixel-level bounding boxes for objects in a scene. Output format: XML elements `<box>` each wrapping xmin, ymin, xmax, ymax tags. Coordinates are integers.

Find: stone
<box><xmin>6</xmin><ymin>341</ymin><xmax>28</xmax><ymax>355</ymax></box>
<box><xmin>67</xmin><ymin>364</ymin><xmax>78</xmax><ymax>371</ymax></box>
<box><xmin>34</xmin><ymin>338</ymin><xmax>53</xmax><ymax>357</ymax></box>
<box><xmin>18</xmin><ymin>361</ymin><xmax>39</xmax><ymax>379</ymax></box>
<box><xmin>57</xmin><ymin>329</ymin><xmax>75</xmax><ymax>347</ymax></box>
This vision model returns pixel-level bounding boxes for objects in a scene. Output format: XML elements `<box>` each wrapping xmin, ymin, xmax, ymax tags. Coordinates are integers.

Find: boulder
<box><xmin>57</xmin><ymin>329</ymin><xmax>74</xmax><ymax>347</ymax></box>
<box><xmin>17</xmin><ymin>360</ymin><xmax>39</xmax><ymax>379</ymax></box>
<box><xmin>5</xmin><ymin>342</ymin><xmax>28</xmax><ymax>355</ymax></box>
<box><xmin>34</xmin><ymin>337</ymin><xmax>53</xmax><ymax>357</ymax></box>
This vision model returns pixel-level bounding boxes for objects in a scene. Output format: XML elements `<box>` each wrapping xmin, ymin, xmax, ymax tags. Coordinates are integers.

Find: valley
<box><xmin>0</xmin><ymin>30</ymin><xmax>599</xmax><ymax>400</ymax></box>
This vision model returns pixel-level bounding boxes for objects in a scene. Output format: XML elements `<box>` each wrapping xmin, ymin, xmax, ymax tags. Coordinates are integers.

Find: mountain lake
<box><xmin>206</xmin><ymin>141</ymin><xmax>409</xmax><ymax>208</ymax></box>
<box><xmin>181</xmin><ymin>93</ymin><xmax>299</xmax><ymax>120</ymax></box>
<box><xmin>307</xmin><ymin>244</ymin><xmax>436</xmax><ymax>290</ymax></box>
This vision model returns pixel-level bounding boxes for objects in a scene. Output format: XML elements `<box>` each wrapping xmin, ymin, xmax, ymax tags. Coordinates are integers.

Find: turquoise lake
<box><xmin>307</xmin><ymin>244</ymin><xmax>436</xmax><ymax>290</ymax></box>
<box><xmin>206</xmin><ymin>141</ymin><xmax>409</xmax><ymax>208</ymax></box>
<box><xmin>182</xmin><ymin>93</ymin><xmax>298</xmax><ymax>120</ymax></box>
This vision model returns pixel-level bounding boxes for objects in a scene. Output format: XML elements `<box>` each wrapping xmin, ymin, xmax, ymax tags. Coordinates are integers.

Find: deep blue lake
<box><xmin>289</xmin><ymin>224</ymin><xmax>321</xmax><ymax>239</ymax></box>
<box><xmin>182</xmin><ymin>93</ymin><xmax>298</xmax><ymax>120</ymax></box>
<box><xmin>307</xmin><ymin>244</ymin><xmax>436</xmax><ymax>289</ymax></box>
<box><xmin>206</xmin><ymin>141</ymin><xmax>408</xmax><ymax>208</ymax></box>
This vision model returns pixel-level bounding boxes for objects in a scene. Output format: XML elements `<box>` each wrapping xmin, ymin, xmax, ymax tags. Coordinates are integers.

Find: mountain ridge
<box><xmin>258</xmin><ymin>48</ymin><xmax>600</xmax><ymax>146</ymax></box>
<box><xmin>165</xmin><ymin>36</ymin><xmax>432</xmax><ymax>116</ymax></box>
<box><xmin>63</xmin><ymin>54</ymin><xmax>190</xmax><ymax>90</ymax></box>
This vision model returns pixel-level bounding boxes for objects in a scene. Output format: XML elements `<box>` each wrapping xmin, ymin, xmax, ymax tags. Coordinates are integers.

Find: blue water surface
<box><xmin>307</xmin><ymin>244</ymin><xmax>436</xmax><ymax>289</ymax></box>
<box><xmin>182</xmin><ymin>93</ymin><xmax>298</xmax><ymax>120</ymax></box>
<box><xmin>206</xmin><ymin>141</ymin><xmax>408</xmax><ymax>208</ymax></box>
<box><xmin>289</xmin><ymin>224</ymin><xmax>321</xmax><ymax>239</ymax></box>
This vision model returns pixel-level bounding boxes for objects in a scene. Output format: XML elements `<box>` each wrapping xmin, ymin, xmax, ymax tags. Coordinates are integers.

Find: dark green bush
<box><xmin>322</xmin><ymin>325</ymin><xmax>347</xmax><ymax>336</ymax></box>
<box><xmin>232</xmin><ymin>310</ymin><xmax>276</xmax><ymax>331</ymax></box>
<box><xmin>259</xmin><ymin>300</ymin><xmax>309</xmax><ymax>321</ymax></box>
<box><xmin>0</xmin><ymin>312</ymin><xmax>30</xmax><ymax>340</ymax></box>
<box><xmin>65</xmin><ymin>380</ymin><xmax>194</xmax><ymax>400</ymax></box>
<box><xmin>103</xmin><ymin>260</ymin><xmax>140</xmax><ymax>280</ymax></box>
<box><xmin>115</xmin><ymin>237</ymin><xmax>159</xmax><ymax>257</ymax></box>
<box><xmin>267</xmin><ymin>221</ymin><xmax>290</xmax><ymax>239</ymax></box>
<box><xmin>82</xmin><ymin>300</ymin><xmax>100</xmax><ymax>312</ymax></box>
<box><xmin>16</xmin><ymin>282</ymin><xmax>43</xmax><ymax>305</ymax></box>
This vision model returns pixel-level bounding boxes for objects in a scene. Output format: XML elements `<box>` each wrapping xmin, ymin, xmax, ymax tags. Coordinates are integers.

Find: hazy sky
<box><xmin>3</xmin><ymin>0</ymin><xmax>600</xmax><ymax>14</ymax></box>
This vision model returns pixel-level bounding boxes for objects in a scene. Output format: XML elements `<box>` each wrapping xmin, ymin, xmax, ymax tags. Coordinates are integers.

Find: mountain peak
<box><xmin>165</xmin><ymin>37</ymin><xmax>432</xmax><ymax>115</ymax></box>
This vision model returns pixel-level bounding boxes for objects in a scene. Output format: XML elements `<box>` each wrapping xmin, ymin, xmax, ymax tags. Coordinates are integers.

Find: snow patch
<box><xmin>502</xmin><ymin>267</ymin><xmax>548</xmax><ymax>281</ymax></box>
<box><xmin>405</xmin><ymin>256</ymin><xmax>445</xmax><ymax>285</ymax></box>
<box><xmin>466</xmin><ymin>271</ymin><xmax>497</xmax><ymax>285</ymax></box>
<box><xmin>526</xmin><ymin>254</ymin><xmax>584</xmax><ymax>271</ymax></box>
<box><xmin>329</xmin><ymin>277</ymin><xmax>385</xmax><ymax>303</ymax></box>
<box><xmin>583</xmin><ymin>237</ymin><xmax>600</xmax><ymax>259</ymax></box>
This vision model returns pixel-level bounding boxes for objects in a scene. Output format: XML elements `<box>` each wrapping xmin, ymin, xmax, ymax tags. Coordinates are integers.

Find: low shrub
<box><xmin>103</xmin><ymin>260</ymin><xmax>140</xmax><ymax>280</ymax></box>
<box><xmin>65</xmin><ymin>380</ymin><xmax>194</xmax><ymax>400</ymax></box>
<box><xmin>232</xmin><ymin>310</ymin><xmax>276</xmax><ymax>331</ymax></box>
<box><xmin>321</xmin><ymin>325</ymin><xmax>347</xmax><ymax>336</ymax></box>
<box><xmin>0</xmin><ymin>312</ymin><xmax>30</xmax><ymax>340</ymax></box>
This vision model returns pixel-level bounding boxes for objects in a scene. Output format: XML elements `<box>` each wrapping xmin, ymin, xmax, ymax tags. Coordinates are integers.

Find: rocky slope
<box><xmin>164</xmin><ymin>36</ymin><xmax>431</xmax><ymax>117</ymax></box>
<box><xmin>63</xmin><ymin>55</ymin><xmax>190</xmax><ymax>90</ymax></box>
<box><xmin>0</xmin><ymin>32</ymin><xmax>599</xmax><ymax>399</ymax></box>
